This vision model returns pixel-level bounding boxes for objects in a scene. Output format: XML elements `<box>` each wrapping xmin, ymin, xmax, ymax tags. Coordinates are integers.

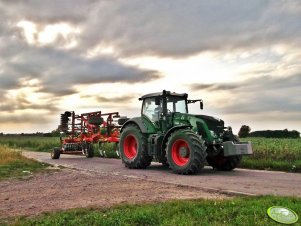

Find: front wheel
<box><xmin>166</xmin><ymin>129</ymin><xmax>207</xmax><ymax>175</ymax></box>
<box><xmin>119</xmin><ymin>124</ymin><xmax>152</xmax><ymax>169</ymax></box>
<box><xmin>207</xmin><ymin>155</ymin><xmax>242</xmax><ymax>171</ymax></box>
<box><xmin>206</xmin><ymin>136</ymin><xmax>242</xmax><ymax>171</ymax></box>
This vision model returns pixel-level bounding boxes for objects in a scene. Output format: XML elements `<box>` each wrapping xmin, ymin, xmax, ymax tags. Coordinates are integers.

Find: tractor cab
<box><xmin>139</xmin><ymin>90</ymin><xmax>202</xmax><ymax>132</ymax></box>
<box><xmin>140</xmin><ymin>91</ymin><xmax>188</xmax><ymax>119</ymax></box>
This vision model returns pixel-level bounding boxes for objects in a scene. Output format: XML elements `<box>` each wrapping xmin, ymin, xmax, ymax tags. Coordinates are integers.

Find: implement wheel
<box><xmin>51</xmin><ymin>147</ymin><xmax>61</xmax><ymax>159</ymax></box>
<box><xmin>206</xmin><ymin>136</ymin><xmax>242</xmax><ymax>171</ymax></box>
<box><xmin>119</xmin><ymin>124</ymin><xmax>152</xmax><ymax>169</ymax></box>
<box><xmin>166</xmin><ymin>129</ymin><xmax>207</xmax><ymax>175</ymax></box>
<box><xmin>83</xmin><ymin>143</ymin><xmax>94</xmax><ymax>158</ymax></box>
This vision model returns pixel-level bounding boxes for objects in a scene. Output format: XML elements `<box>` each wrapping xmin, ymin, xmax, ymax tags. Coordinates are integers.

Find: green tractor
<box><xmin>119</xmin><ymin>90</ymin><xmax>252</xmax><ymax>175</ymax></box>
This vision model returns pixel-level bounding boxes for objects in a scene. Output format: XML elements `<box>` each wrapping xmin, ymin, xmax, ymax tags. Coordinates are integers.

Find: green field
<box><xmin>240</xmin><ymin>137</ymin><xmax>301</xmax><ymax>172</ymax></box>
<box><xmin>10</xmin><ymin>196</ymin><xmax>301</xmax><ymax>226</ymax></box>
<box><xmin>0</xmin><ymin>136</ymin><xmax>300</xmax><ymax>172</ymax></box>
<box><xmin>0</xmin><ymin>136</ymin><xmax>60</xmax><ymax>152</ymax></box>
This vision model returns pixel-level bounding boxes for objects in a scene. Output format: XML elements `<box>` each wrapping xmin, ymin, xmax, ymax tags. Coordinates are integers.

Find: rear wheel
<box><xmin>119</xmin><ymin>124</ymin><xmax>152</xmax><ymax>169</ymax></box>
<box><xmin>206</xmin><ymin>136</ymin><xmax>242</xmax><ymax>171</ymax></box>
<box><xmin>166</xmin><ymin>129</ymin><xmax>207</xmax><ymax>175</ymax></box>
<box><xmin>51</xmin><ymin>147</ymin><xmax>61</xmax><ymax>159</ymax></box>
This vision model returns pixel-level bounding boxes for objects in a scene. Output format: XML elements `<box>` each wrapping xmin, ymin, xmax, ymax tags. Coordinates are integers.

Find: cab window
<box><xmin>142</xmin><ymin>98</ymin><xmax>161</xmax><ymax>122</ymax></box>
<box><xmin>166</xmin><ymin>97</ymin><xmax>187</xmax><ymax>113</ymax></box>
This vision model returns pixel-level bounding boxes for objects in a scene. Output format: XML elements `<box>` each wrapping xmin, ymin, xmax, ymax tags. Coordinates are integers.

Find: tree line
<box><xmin>238</xmin><ymin>125</ymin><xmax>300</xmax><ymax>138</ymax></box>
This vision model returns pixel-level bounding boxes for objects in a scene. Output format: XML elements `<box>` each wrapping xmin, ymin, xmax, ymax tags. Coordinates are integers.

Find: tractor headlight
<box><xmin>210</xmin><ymin>130</ymin><xmax>216</xmax><ymax>138</ymax></box>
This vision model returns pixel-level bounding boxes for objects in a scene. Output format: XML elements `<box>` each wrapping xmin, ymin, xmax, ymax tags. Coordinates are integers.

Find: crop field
<box><xmin>240</xmin><ymin>137</ymin><xmax>301</xmax><ymax>172</ymax></box>
<box><xmin>0</xmin><ymin>136</ymin><xmax>300</xmax><ymax>172</ymax></box>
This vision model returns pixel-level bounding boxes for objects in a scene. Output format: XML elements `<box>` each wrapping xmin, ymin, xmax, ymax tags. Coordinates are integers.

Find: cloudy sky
<box><xmin>0</xmin><ymin>0</ymin><xmax>300</xmax><ymax>134</ymax></box>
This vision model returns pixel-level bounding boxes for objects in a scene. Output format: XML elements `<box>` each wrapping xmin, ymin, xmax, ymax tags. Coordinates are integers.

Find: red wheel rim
<box><xmin>171</xmin><ymin>139</ymin><xmax>190</xmax><ymax>166</ymax></box>
<box><xmin>123</xmin><ymin>134</ymin><xmax>137</xmax><ymax>159</ymax></box>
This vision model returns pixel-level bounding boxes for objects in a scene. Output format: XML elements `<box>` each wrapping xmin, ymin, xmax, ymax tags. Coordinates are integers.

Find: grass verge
<box><xmin>0</xmin><ymin>145</ymin><xmax>48</xmax><ymax>180</ymax></box>
<box><xmin>10</xmin><ymin>196</ymin><xmax>301</xmax><ymax>226</ymax></box>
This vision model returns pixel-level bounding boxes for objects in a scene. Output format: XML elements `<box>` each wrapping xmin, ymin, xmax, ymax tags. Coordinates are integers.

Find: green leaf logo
<box><xmin>267</xmin><ymin>206</ymin><xmax>298</xmax><ymax>224</ymax></box>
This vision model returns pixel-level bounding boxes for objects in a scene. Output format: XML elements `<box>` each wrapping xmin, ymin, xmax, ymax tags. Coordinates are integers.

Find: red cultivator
<box><xmin>51</xmin><ymin>110</ymin><xmax>128</xmax><ymax>159</ymax></box>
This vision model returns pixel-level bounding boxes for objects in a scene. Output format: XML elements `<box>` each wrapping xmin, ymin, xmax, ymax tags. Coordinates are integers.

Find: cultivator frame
<box><xmin>51</xmin><ymin>110</ymin><xmax>126</xmax><ymax>159</ymax></box>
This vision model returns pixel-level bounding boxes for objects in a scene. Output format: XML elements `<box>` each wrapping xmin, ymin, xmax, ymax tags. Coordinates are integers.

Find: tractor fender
<box><xmin>120</xmin><ymin>117</ymin><xmax>148</xmax><ymax>133</ymax></box>
<box><xmin>161</xmin><ymin>125</ymin><xmax>192</xmax><ymax>151</ymax></box>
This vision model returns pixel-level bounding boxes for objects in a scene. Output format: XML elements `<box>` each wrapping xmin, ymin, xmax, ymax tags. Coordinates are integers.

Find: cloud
<box><xmin>0</xmin><ymin>0</ymin><xmax>95</xmax><ymax>24</ymax></box>
<box><xmin>0</xmin><ymin>114</ymin><xmax>51</xmax><ymax>124</ymax></box>
<box><xmin>81</xmin><ymin>94</ymin><xmax>137</xmax><ymax>103</ymax></box>
<box><xmin>1</xmin><ymin>0</ymin><xmax>301</xmax><ymax>132</ymax></box>
<box><xmin>2</xmin><ymin>1</ymin><xmax>301</xmax><ymax>58</ymax></box>
<box><xmin>96</xmin><ymin>95</ymin><xmax>138</xmax><ymax>104</ymax></box>
<box><xmin>190</xmin><ymin>73</ymin><xmax>301</xmax><ymax>114</ymax></box>
<box><xmin>191</xmin><ymin>83</ymin><xmax>239</xmax><ymax>91</ymax></box>
<box><xmin>0</xmin><ymin>2</ymin><xmax>162</xmax><ymax>98</ymax></box>
<box><xmin>0</xmin><ymin>76</ymin><xmax>19</xmax><ymax>90</ymax></box>
<box><xmin>77</xmin><ymin>0</ymin><xmax>301</xmax><ymax>57</ymax></box>
<box><xmin>0</xmin><ymin>92</ymin><xmax>58</xmax><ymax>113</ymax></box>
<box><xmin>0</xmin><ymin>41</ymin><xmax>161</xmax><ymax>97</ymax></box>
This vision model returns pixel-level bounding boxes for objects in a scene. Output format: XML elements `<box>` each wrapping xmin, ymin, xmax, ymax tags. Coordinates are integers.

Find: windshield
<box><xmin>142</xmin><ymin>96</ymin><xmax>188</xmax><ymax>121</ymax></box>
<box><xmin>166</xmin><ymin>96</ymin><xmax>187</xmax><ymax>113</ymax></box>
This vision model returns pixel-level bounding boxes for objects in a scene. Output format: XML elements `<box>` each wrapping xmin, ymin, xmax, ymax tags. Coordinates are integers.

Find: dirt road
<box><xmin>24</xmin><ymin>151</ymin><xmax>301</xmax><ymax>197</ymax></box>
<box><xmin>0</xmin><ymin>168</ymin><xmax>226</xmax><ymax>218</ymax></box>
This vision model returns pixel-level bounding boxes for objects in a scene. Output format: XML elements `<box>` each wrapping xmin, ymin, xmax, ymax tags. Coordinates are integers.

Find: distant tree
<box><xmin>238</xmin><ymin>125</ymin><xmax>251</xmax><ymax>138</ymax></box>
<box><xmin>51</xmin><ymin>128</ymin><xmax>61</xmax><ymax>137</ymax></box>
<box><xmin>292</xmin><ymin>130</ymin><xmax>300</xmax><ymax>138</ymax></box>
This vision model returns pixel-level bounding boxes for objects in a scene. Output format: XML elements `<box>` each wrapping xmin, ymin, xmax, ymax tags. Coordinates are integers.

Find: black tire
<box><xmin>158</xmin><ymin>155</ymin><xmax>169</xmax><ymax>167</ymax></box>
<box><xmin>119</xmin><ymin>124</ymin><xmax>152</xmax><ymax>169</ymax></box>
<box><xmin>166</xmin><ymin>129</ymin><xmax>207</xmax><ymax>175</ymax></box>
<box><xmin>206</xmin><ymin>136</ymin><xmax>242</xmax><ymax>171</ymax></box>
<box><xmin>51</xmin><ymin>147</ymin><xmax>61</xmax><ymax>159</ymax></box>
<box><xmin>83</xmin><ymin>143</ymin><xmax>94</xmax><ymax>158</ymax></box>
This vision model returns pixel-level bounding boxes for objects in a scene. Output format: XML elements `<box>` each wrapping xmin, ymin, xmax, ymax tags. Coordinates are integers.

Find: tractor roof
<box><xmin>139</xmin><ymin>90</ymin><xmax>188</xmax><ymax>100</ymax></box>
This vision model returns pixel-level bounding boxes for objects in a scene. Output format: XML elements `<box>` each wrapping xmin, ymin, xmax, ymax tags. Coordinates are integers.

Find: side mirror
<box><xmin>155</xmin><ymin>97</ymin><xmax>160</xmax><ymax>105</ymax></box>
<box><xmin>200</xmin><ymin>101</ymin><xmax>203</xmax><ymax>110</ymax></box>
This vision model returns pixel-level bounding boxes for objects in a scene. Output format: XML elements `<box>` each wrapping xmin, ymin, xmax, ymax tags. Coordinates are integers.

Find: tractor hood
<box><xmin>173</xmin><ymin>113</ymin><xmax>225</xmax><ymax>139</ymax></box>
<box><xmin>194</xmin><ymin>115</ymin><xmax>224</xmax><ymax>135</ymax></box>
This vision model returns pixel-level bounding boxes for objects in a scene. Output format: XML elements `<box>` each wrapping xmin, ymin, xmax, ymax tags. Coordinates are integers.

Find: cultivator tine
<box><xmin>60</xmin><ymin>112</ymin><xmax>70</xmax><ymax>132</ymax></box>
